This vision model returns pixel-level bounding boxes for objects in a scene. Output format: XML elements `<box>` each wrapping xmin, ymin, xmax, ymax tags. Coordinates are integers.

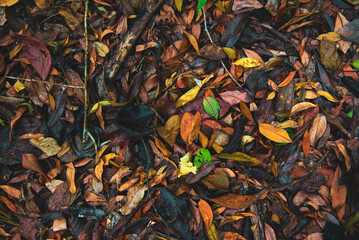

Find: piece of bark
<box><xmin>97</xmin><ymin>0</ymin><xmax>164</xmax><ymax>99</ymax></box>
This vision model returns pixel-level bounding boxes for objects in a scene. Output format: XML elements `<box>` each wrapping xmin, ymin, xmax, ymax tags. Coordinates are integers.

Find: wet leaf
<box><xmin>203</xmin><ymin>96</ymin><xmax>220</xmax><ymax>119</ymax></box>
<box><xmin>180</xmin><ymin>111</ymin><xmax>201</xmax><ymax>145</ymax></box>
<box><xmin>183</xmin><ymin>30</ymin><xmax>200</xmax><ymax>54</ymax></box>
<box><xmin>309</xmin><ymin>114</ymin><xmax>327</xmax><ymax>146</ymax></box>
<box><xmin>215</xmin><ymin>152</ymin><xmax>259</xmax><ymax>163</ymax></box>
<box><xmin>258</xmin><ymin>122</ymin><xmax>292</xmax><ymax>143</ymax></box>
<box><xmin>198</xmin><ymin>199</ymin><xmax>213</xmax><ymax>230</ymax></box>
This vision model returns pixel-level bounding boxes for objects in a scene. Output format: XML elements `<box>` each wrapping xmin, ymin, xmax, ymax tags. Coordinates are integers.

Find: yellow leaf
<box><xmin>175</xmin><ymin>0</ymin><xmax>182</xmax><ymax>11</ymax></box>
<box><xmin>102</xmin><ymin>153</ymin><xmax>118</xmax><ymax>165</ymax></box>
<box><xmin>258</xmin><ymin>122</ymin><xmax>292</xmax><ymax>143</ymax></box>
<box><xmin>157</xmin><ymin>114</ymin><xmax>181</xmax><ymax>146</ymax></box>
<box><xmin>316</xmin><ymin>32</ymin><xmax>341</xmax><ymax>42</ymax></box>
<box><xmin>14</xmin><ymin>80</ymin><xmax>25</xmax><ymax>92</ymax></box>
<box><xmin>176</xmin><ymin>74</ymin><xmax>213</xmax><ymax>107</ymax></box>
<box><xmin>178</xmin><ymin>153</ymin><xmax>197</xmax><ymax>177</ymax></box>
<box><xmin>90</xmin><ymin>100</ymin><xmax>111</xmax><ymax>113</ymax></box>
<box><xmin>183</xmin><ymin>30</ymin><xmax>200</xmax><ymax>54</ymax></box>
<box><xmin>206</xmin><ymin>222</ymin><xmax>220</xmax><ymax>240</ymax></box>
<box><xmin>154</xmin><ymin>136</ymin><xmax>171</xmax><ymax>157</ymax></box>
<box><xmin>317</xmin><ymin>90</ymin><xmax>340</xmax><ymax>102</ymax></box>
<box><xmin>223</xmin><ymin>47</ymin><xmax>236</xmax><ymax>59</ymax></box>
<box><xmin>276</xmin><ymin>120</ymin><xmax>299</xmax><ymax>129</ymax></box>
<box><xmin>232</xmin><ymin>57</ymin><xmax>260</xmax><ymax>68</ymax></box>
<box><xmin>336</xmin><ymin>143</ymin><xmax>351</xmax><ymax>172</ymax></box>
<box><xmin>93</xmin><ymin>41</ymin><xmax>109</xmax><ymax>57</ymax></box>
<box><xmin>0</xmin><ymin>0</ymin><xmax>19</xmax><ymax>7</ymax></box>
<box><xmin>290</xmin><ymin>102</ymin><xmax>317</xmax><ymax>115</ymax></box>
<box><xmin>214</xmin><ymin>1</ymin><xmax>226</xmax><ymax>12</ymax></box>
<box><xmin>267</xmin><ymin>91</ymin><xmax>276</xmax><ymax>100</ymax></box>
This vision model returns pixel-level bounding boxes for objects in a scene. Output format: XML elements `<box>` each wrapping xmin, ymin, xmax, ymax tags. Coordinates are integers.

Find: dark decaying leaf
<box><xmin>319</xmin><ymin>38</ymin><xmax>343</xmax><ymax>74</ymax></box>
<box><xmin>10</xmin><ymin>30</ymin><xmax>52</xmax><ymax>81</ymax></box>
<box><xmin>275</xmin><ymin>79</ymin><xmax>295</xmax><ymax>114</ymax></box>
<box><xmin>48</xmin><ymin>181</ymin><xmax>77</xmax><ymax>211</ymax></box>
<box><xmin>199</xmin><ymin>44</ymin><xmax>227</xmax><ymax>60</ymax></box>
<box><xmin>341</xmin><ymin>76</ymin><xmax>359</xmax><ymax>97</ymax></box>
<box><xmin>221</xmin><ymin>14</ymin><xmax>244</xmax><ymax>47</ymax></box>
<box><xmin>159</xmin><ymin>188</ymin><xmax>192</xmax><ymax>240</ymax></box>
<box><xmin>245</xmin><ymin>70</ymin><xmax>267</xmax><ymax>93</ymax></box>
<box><xmin>336</xmin><ymin>19</ymin><xmax>359</xmax><ymax>44</ymax></box>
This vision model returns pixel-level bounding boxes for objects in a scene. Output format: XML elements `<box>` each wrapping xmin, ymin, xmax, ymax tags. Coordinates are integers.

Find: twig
<box><xmin>82</xmin><ymin>0</ymin><xmax>89</xmax><ymax>141</ymax></box>
<box><xmin>270</xmin><ymin>151</ymin><xmax>330</xmax><ymax>193</ymax></box>
<box><xmin>202</xmin><ymin>7</ymin><xmax>242</xmax><ymax>88</ymax></box>
<box><xmin>5</xmin><ymin>76</ymin><xmax>85</xmax><ymax>89</ymax></box>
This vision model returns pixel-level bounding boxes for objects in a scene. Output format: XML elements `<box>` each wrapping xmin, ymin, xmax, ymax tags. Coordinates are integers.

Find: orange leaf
<box><xmin>243</xmin><ymin>48</ymin><xmax>264</xmax><ymax>65</ymax></box>
<box><xmin>154</xmin><ymin>136</ymin><xmax>171</xmax><ymax>157</ymax></box>
<box><xmin>157</xmin><ymin>115</ymin><xmax>181</xmax><ymax>146</ymax></box>
<box><xmin>309</xmin><ymin>114</ymin><xmax>327</xmax><ymax>146</ymax></box>
<box><xmin>95</xmin><ymin>160</ymin><xmax>104</xmax><ymax>181</ymax></box>
<box><xmin>0</xmin><ymin>185</ymin><xmax>20</xmax><ymax>199</ymax></box>
<box><xmin>211</xmin><ymin>193</ymin><xmax>256</xmax><ymax>209</ymax></box>
<box><xmin>239</xmin><ymin>101</ymin><xmax>254</xmax><ymax>121</ymax></box>
<box><xmin>95</xmin><ymin>101</ymin><xmax>105</xmax><ymax>131</ymax></box>
<box><xmin>183</xmin><ymin>30</ymin><xmax>200</xmax><ymax>54</ymax></box>
<box><xmin>18</xmin><ymin>133</ymin><xmax>45</xmax><ymax>139</ymax></box>
<box><xmin>100</xmin><ymin>29</ymin><xmax>114</xmax><ymax>41</ymax></box>
<box><xmin>330</xmin><ymin>166</ymin><xmax>346</xmax><ymax>209</ymax></box>
<box><xmin>180</xmin><ymin>111</ymin><xmax>201</xmax><ymax>145</ymax></box>
<box><xmin>198</xmin><ymin>199</ymin><xmax>213</xmax><ymax>230</ymax></box>
<box><xmin>336</xmin><ymin>143</ymin><xmax>351</xmax><ymax>172</ymax></box>
<box><xmin>258</xmin><ymin>122</ymin><xmax>292</xmax><ymax>143</ymax></box>
<box><xmin>223</xmin><ymin>232</ymin><xmax>246</xmax><ymax>240</ymax></box>
<box><xmin>66</xmin><ymin>163</ymin><xmax>76</xmax><ymax>194</ymax></box>
<box><xmin>303</xmin><ymin>130</ymin><xmax>310</xmax><ymax>158</ymax></box>
<box><xmin>278</xmin><ymin>70</ymin><xmax>297</xmax><ymax>87</ymax></box>
<box><xmin>0</xmin><ymin>196</ymin><xmax>17</xmax><ymax>213</ymax></box>
<box><xmin>10</xmin><ymin>106</ymin><xmax>27</xmax><ymax>142</ymax></box>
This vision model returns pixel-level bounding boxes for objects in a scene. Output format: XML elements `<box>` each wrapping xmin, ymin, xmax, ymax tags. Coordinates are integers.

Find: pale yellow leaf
<box><xmin>291</xmin><ymin>102</ymin><xmax>317</xmax><ymax>115</ymax></box>
<box><xmin>223</xmin><ymin>47</ymin><xmax>236</xmax><ymax>59</ymax></box>
<box><xmin>232</xmin><ymin>57</ymin><xmax>260</xmax><ymax>68</ymax></box>
<box><xmin>93</xmin><ymin>41</ymin><xmax>109</xmax><ymax>57</ymax></box>
<box><xmin>316</xmin><ymin>32</ymin><xmax>341</xmax><ymax>42</ymax></box>
<box><xmin>317</xmin><ymin>90</ymin><xmax>340</xmax><ymax>102</ymax></box>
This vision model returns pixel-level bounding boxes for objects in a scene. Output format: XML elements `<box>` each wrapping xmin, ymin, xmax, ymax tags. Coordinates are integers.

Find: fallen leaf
<box><xmin>206</xmin><ymin>222</ymin><xmax>220</xmax><ymax>240</ymax></box>
<box><xmin>211</xmin><ymin>193</ymin><xmax>256</xmax><ymax>209</ymax></box>
<box><xmin>278</xmin><ymin>70</ymin><xmax>297</xmax><ymax>87</ymax></box>
<box><xmin>309</xmin><ymin>114</ymin><xmax>327</xmax><ymax>146</ymax></box>
<box><xmin>331</xmin><ymin>166</ymin><xmax>346</xmax><ymax>209</ymax></box>
<box><xmin>336</xmin><ymin>143</ymin><xmax>351</xmax><ymax>172</ymax></box>
<box><xmin>183</xmin><ymin>30</ymin><xmax>200</xmax><ymax>54</ymax></box>
<box><xmin>198</xmin><ymin>199</ymin><xmax>213</xmax><ymax>230</ymax></box>
<box><xmin>180</xmin><ymin>111</ymin><xmax>201</xmax><ymax>145</ymax></box>
<box><xmin>220</xmin><ymin>90</ymin><xmax>250</xmax><ymax>105</ymax></box>
<box><xmin>178</xmin><ymin>153</ymin><xmax>197</xmax><ymax>177</ymax></box>
<box><xmin>95</xmin><ymin>159</ymin><xmax>104</xmax><ymax>181</ymax></box>
<box><xmin>0</xmin><ymin>185</ymin><xmax>21</xmax><ymax>199</ymax></box>
<box><xmin>30</xmin><ymin>137</ymin><xmax>61</xmax><ymax>156</ymax></box>
<box><xmin>157</xmin><ymin>114</ymin><xmax>181</xmax><ymax>146</ymax></box>
<box><xmin>316</xmin><ymin>32</ymin><xmax>341</xmax><ymax>41</ymax></box>
<box><xmin>215</xmin><ymin>152</ymin><xmax>259</xmax><ymax>163</ymax></box>
<box><xmin>258</xmin><ymin>122</ymin><xmax>292</xmax><ymax>143</ymax></box>
<box><xmin>233</xmin><ymin>57</ymin><xmax>260</xmax><ymax>68</ymax></box>
<box><xmin>66</xmin><ymin>163</ymin><xmax>76</xmax><ymax>194</ymax></box>
<box><xmin>303</xmin><ymin>130</ymin><xmax>310</xmax><ymax>158</ymax></box>
<box><xmin>0</xmin><ymin>0</ymin><xmax>19</xmax><ymax>7</ymax></box>
<box><xmin>93</xmin><ymin>41</ymin><xmax>109</xmax><ymax>57</ymax></box>
<box><xmin>121</xmin><ymin>184</ymin><xmax>146</xmax><ymax>215</ymax></box>
<box><xmin>203</xmin><ymin>96</ymin><xmax>220</xmax><ymax>119</ymax></box>
<box><xmin>239</xmin><ymin>101</ymin><xmax>254</xmax><ymax>121</ymax></box>
<box><xmin>290</xmin><ymin>102</ymin><xmax>317</xmax><ymax>115</ymax></box>
<box><xmin>22</xmin><ymin>153</ymin><xmax>48</xmax><ymax>180</ymax></box>
<box><xmin>223</xmin><ymin>232</ymin><xmax>246</xmax><ymax>240</ymax></box>
<box><xmin>317</xmin><ymin>91</ymin><xmax>340</xmax><ymax>102</ymax></box>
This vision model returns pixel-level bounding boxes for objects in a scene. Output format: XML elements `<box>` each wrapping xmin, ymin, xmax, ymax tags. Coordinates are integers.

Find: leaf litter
<box><xmin>0</xmin><ymin>0</ymin><xmax>358</xmax><ymax>239</ymax></box>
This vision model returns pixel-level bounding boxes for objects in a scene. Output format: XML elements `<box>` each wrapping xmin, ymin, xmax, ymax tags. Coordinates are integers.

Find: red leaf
<box><xmin>10</xmin><ymin>30</ymin><xmax>51</xmax><ymax>81</ymax></box>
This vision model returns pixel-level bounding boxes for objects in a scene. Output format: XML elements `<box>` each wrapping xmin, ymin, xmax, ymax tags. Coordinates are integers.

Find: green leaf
<box><xmin>175</xmin><ymin>0</ymin><xmax>183</xmax><ymax>11</ymax></box>
<box><xmin>347</xmin><ymin>111</ymin><xmax>353</xmax><ymax>118</ymax></box>
<box><xmin>97</xmin><ymin>6</ymin><xmax>106</xmax><ymax>12</ymax></box>
<box><xmin>353</xmin><ymin>60</ymin><xmax>359</xmax><ymax>69</ymax></box>
<box><xmin>194</xmin><ymin>148</ymin><xmax>211</xmax><ymax>168</ymax></box>
<box><xmin>203</xmin><ymin>96</ymin><xmax>220</xmax><ymax>119</ymax></box>
<box><xmin>0</xmin><ymin>119</ymin><xmax>3</xmax><ymax>126</ymax></box>
<box><xmin>197</xmin><ymin>0</ymin><xmax>208</xmax><ymax>13</ymax></box>
<box><xmin>215</xmin><ymin>152</ymin><xmax>259</xmax><ymax>163</ymax></box>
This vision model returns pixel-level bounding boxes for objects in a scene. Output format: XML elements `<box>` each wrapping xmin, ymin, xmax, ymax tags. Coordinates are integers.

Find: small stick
<box><xmin>202</xmin><ymin>7</ymin><xmax>242</xmax><ymax>87</ymax></box>
<box><xmin>5</xmin><ymin>76</ymin><xmax>85</xmax><ymax>89</ymax></box>
<box><xmin>82</xmin><ymin>0</ymin><xmax>89</xmax><ymax>141</ymax></box>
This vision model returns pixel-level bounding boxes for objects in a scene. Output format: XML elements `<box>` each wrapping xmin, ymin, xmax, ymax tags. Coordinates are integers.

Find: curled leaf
<box><xmin>178</xmin><ymin>153</ymin><xmax>197</xmax><ymax>177</ymax></box>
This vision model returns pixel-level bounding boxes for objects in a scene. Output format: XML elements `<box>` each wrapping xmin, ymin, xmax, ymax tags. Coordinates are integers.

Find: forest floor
<box><xmin>0</xmin><ymin>0</ymin><xmax>358</xmax><ymax>239</ymax></box>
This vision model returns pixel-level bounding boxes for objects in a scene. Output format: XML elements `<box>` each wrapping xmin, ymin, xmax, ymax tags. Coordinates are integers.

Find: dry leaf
<box><xmin>278</xmin><ymin>70</ymin><xmax>297</xmax><ymax>87</ymax></box>
<box><xmin>258</xmin><ymin>122</ymin><xmax>292</xmax><ymax>143</ymax></box>
<box><xmin>0</xmin><ymin>185</ymin><xmax>21</xmax><ymax>199</ymax></box>
<box><xmin>233</xmin><ymin>57</ymin><xmax>260</xmax><ymax>68</ymax></box>
<box><xmin>211</xmin><ymin>193</ymin><xmax>256</xmax><ymax>209</ymax></box>
<box><xmin>121</xmin><ymin>184</ymin><xmax>146</xmax><ymax>215</ymax></box>
<box><xmin>290</xmin><ymin>102</ymin><xmax>317</xmax><ymax>115</ymax></box>
<box><xmin>303</xmin><ymin>130</ymin><xmax>310</xmax><ymax>158</ymax></box>
<box><xmin>180</xmin><ymin>111</ymin><xmax>201</xmax><ymax>145</ymax></box>
<box><xmin>93</xmin><ymin>41</ymin><xmax>109</xmax><ymax>57</ymax></box>
<box><xmin>239</xmin><ymin>101</ymin><xmax>254</xmax><ymax>121</ymax></box>
<box><xmin>330</xmin><ymin>166</ymin><xmax>346</xmax><ymax>209</ymax></box>
<box><xmin>30</xmin><ymin>137</ymin><xmax>61</xmax><ymax>156</ymax></box>
<box><xmin>309</xmin><ymin>114</ymin><xmax>327</xmax><ymax>146</ymax></box>
<box><xmin>317</xmin><ymin>91</ymin><xmax>340</xmax><ymax>102</ymax></box>
<box><xmin>157</xmin><ymin>114</ymin><xmax>181</xmax><ymax>146</ymax></box>
<box><xmin>183</xmin><ymin>30</ymin><xmax>200</xmax><ymax>54</ymax></box>
<box><xmin>198</xmin><ymin>199</ymin><xmax>213</xmax><ymax>230</ymax></box>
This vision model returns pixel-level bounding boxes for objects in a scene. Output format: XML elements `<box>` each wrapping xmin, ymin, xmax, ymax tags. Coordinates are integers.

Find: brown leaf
<box><xmin>336</xmin><ymin>143</ymin><xmax>351</xmax><ymax>172</ymax></box>
<box><xmin>319</xmin><ymin>39</ymin><xmax>343</xmax><ymax>74</ymax></box>
<box><xmin>265</xmin><ymin>223</ymin><xmax>277</xmax><ymax>240</ymax></box>
<box><xmin>95</xmin><ymin>159</ymin><xmax>104</xmax><ymax>181</ymax></box>
<box><xmin>30</xmin><ymin>137</ymin><xmax>61</xmax><ymax>156</ymax></box>
<box><xmin>239</xmin><ymin>101</ymin><xmax>254</xmax><ymax>121</ymax></box>
<box><xmin>309</xmin><ymin>114</ymin><xmax>327</xmax><ymax>146</ymax></box>
<box><xmin>48</xmin><ymin>181</ymin><xmax>77</xmax><ymax>211</ymax></box>
<box><xmin>211</xmin><ymin>193</ymin><xmax>256</xmax><ymax>209</ymax></box>
<box><xmin>64</xmin><ymin>68</ymin><xmax>85</xmax><ymax>103</ymax></box>
<box><xmin>220</xmin><ymin>90</ymin><xmax>250</xmax><ymax>106</ymax></box>
<box><xmin>0</xmin><ymin>196</ymin><xmax>17</xmax><ymax>213</ymax></box>
<box><xmin>180</xmin><ymin>111</ymin><xmax>201</xmax><ymax>145</ymax></box>
<box><xmin>304</xmin><ymin>232</ymin><xmax>323</xmax><ymax>240</ymax></box>
<box><xmin>330</xmin><ymin>166</ymin><xmax>346</xmax><ymax>209</ymax></box>
<box><xmin>9</xmin><ymin>106</ymin><xmax>27</xmax><ymax>142</ymax></box>
<box><xmin>95</xmin><ymin>102</ymin><xmax>105</xmax><ymax>131</ymax></box>
<box><xmin>290</xmin><ymin>102</ymin><xmax>317</xmax><ymax>115</ymax></box>
<box><xmin>157</xmin><ymin>114</ymin><xmax>181</xmax><ymax>146</ymax></box>
<box><xmin>121</xmin><ymin>184</ymin><xmax>146</xmax><ymax>215</ymax></box>
<box><xmin>303</xmin><ymin>130</ymin><xmax>310</xmax><ymax>158</ymax></box>
<box><xmin>223</xmin><ymin>232</ymin><xmax>247</xmax><ymax>240</ymax></box>
<box><xmin>22</xmin><ymin>153</ymin><xmax>48</xmax><ymax>180</ymax></box>
<box><xmin>66</xmin><ymin>163</ymin><xmax>76</xmax><ymax>194</ymax></box>
<box><xmin>198</xmin><ymin>199</ymin><xmax>213</xmax><ymax>230</ymax></box>
<box><xmin>199</xmin><ymin>43</ymin><xmax>226</xmax><ymax>60</ymax></box>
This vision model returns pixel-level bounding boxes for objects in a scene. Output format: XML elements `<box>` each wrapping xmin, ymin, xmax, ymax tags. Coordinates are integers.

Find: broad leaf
<box><xmin>203</xmin><ymin>96</ymin><xmax>220</xmax><ymax>119</ymax></box>
<box><xmin>258</xmin><ymin>122</ymin><xmax>292</xmax><ymax>143</ymax></box>
<box><xmin>194</xmin><ymin>148</ymin><xmax>211</xmax><ymax>168</ymax></box>
<box><xmin>197</xmin><ymin>0</ymin><xmax>207</xmax><ymax>13</ymax></box>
